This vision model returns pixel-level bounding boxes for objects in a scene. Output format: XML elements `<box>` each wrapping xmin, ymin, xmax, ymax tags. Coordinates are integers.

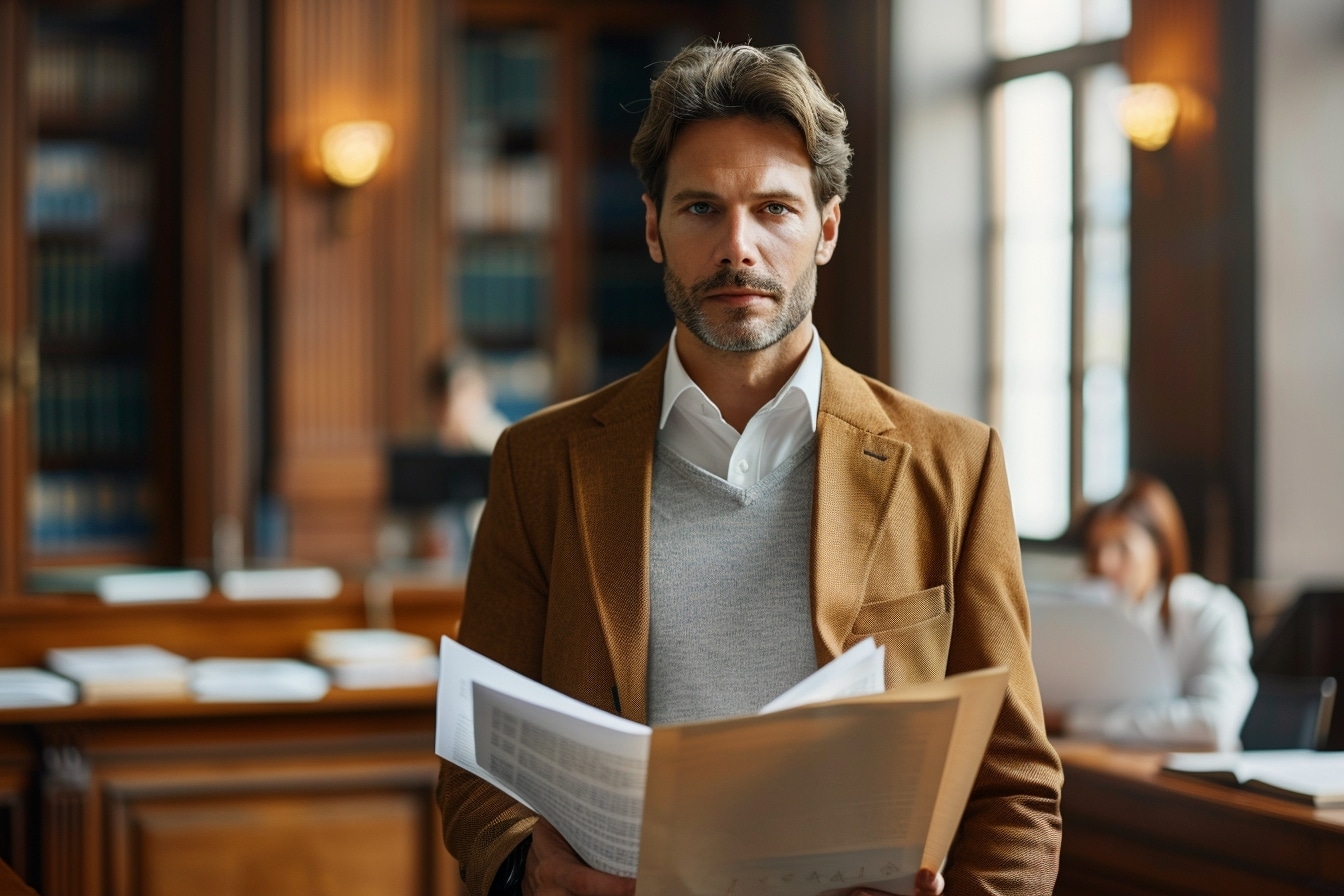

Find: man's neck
<box><xmin>674</xmin><ymin>318</ymin><xmax>813</xmax><ymax>433</ymax></box>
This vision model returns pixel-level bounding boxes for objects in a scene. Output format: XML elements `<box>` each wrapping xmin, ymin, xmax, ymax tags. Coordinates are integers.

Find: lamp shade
<box><xmin>1117</xmin><ymin>83</ymin><xmax>1180</xmax><ymax>152</ymax></box>
<box><xmin>318</xmin><ymin>120</ymin><xmax>393</xmax><ymax>187</ymax></box>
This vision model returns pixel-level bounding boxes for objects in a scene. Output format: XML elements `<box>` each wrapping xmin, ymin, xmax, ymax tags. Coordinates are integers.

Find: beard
<box><xmin>663</xmin><ymin>263</ymin><xmax>817</xmax><ymax>353</ymax></box>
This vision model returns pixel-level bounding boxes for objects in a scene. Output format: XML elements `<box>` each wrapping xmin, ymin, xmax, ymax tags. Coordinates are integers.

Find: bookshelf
<box><xmin>443</xmin><ymin>4</ymin><xmax>699</xmax><ymax>415</ymax></box>
<box><xmin>21</xmin><ymin>2</ymin><xmax>179</xmax><ymax>567</ymax></box>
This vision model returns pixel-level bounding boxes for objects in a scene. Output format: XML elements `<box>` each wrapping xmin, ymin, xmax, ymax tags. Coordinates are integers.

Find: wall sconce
<box><xmin>318</xmin><ymin>120</ymin><xmax>393</xmax><ymax>188</ymax></box>
<box><xmin>1117</xmin><ymin>83</ymin><xmax>1181</xmax><ymax>151</ymax></box>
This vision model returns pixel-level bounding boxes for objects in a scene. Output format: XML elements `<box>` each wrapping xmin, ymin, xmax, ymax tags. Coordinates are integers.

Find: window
<box><xmin>986</xmin><ymin>0</ymin><xmax>1131</xmax><ymax>539</ymax></box>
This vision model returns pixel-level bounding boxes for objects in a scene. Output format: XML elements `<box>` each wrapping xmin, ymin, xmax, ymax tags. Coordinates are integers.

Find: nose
<box><xmin>717</xmin><ymin>209</ymin><xmax>758</xmax><ymax>268</ymax></box>
<box><xmin>1096</xmin><ymin>543</ymin><xmax>1124</xmax><ymax>583</ymax></box>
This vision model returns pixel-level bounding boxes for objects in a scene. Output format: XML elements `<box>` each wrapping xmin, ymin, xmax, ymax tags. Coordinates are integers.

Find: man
<box><xmin>438</xmin><ymin>40</ymin><xmax>1063</xmax><ymax>896</ymax></box>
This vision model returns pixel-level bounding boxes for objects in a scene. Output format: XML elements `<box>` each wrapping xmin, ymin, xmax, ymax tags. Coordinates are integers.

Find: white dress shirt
<box><xmin>1064</xmin><ymin>573</ymin><xmax>1259</xmax><ymax>750</ymax></box>
<box><xmin>658</xmin><ymin>327</ymin><xmax>822</xmax><ymax>488</ymax></box>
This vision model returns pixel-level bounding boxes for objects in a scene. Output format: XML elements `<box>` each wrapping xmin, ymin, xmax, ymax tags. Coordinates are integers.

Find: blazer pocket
<box><xmin>850</xmin><ymin>585</ymin><xmax>947</xmax><ymax>636</ymax></box>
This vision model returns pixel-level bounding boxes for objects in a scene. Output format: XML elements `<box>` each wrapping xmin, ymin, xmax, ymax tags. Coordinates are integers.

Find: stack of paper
<box><xmin>189</xmin><ymin>658</ymin><xmax>331</xmax><ymax>702</ymax></box>
<box><xmin>45</xmin><ymin>645</ymin><xmax>190</xmax><ymax>702</ymax></box>
<box><xmin>219</xmin><ymin>567</ymin><xmax>342</xmax><ymax>601</ymax></box>
<box><xmin>307</xmin><ymin>628</ymin><xmax>439</xmax><ymax>689</ymax></box>
<box><xmin>27</xmin><ymin>566</ymin><xmax>211</xmax><ymax>604</ymax></box>
<box><xmin>0</xmin><ymin>667</ymin><xmax>79</xmax><ymax>708</ymax></box>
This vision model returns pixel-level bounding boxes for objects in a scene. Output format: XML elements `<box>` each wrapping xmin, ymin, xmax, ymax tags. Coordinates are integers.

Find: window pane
<box><xmin>1082</xmin><ymin>0</ymin><xmax>1131</xmax><ymax>43</ymax></box>
<box><xmin>1081</xmin><ymin>64</ymin><xmax>1130</xmax><ymax>503</ymax></box>
<box><xmin>992</xmin><ymin>0</ymin><xmax>1081</xmax><ymax>58</ymax></box>
<box><xmin>994</xmin><ymin>72</ymin><xmax>1073</xmax><ymax>538</ymax></box>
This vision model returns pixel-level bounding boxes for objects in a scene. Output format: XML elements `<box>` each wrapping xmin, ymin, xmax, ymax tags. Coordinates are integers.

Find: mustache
<box><xmin>689</xmin><ymin>268</ymin><xmax>786</xmax><ymax>299</ymax></box>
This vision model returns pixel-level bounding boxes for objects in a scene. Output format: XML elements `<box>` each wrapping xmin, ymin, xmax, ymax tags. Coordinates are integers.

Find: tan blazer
<box><xmin>439</xmin><ymin>344</ymin><xmax>1063</xmax><ymax>896</ymax></box>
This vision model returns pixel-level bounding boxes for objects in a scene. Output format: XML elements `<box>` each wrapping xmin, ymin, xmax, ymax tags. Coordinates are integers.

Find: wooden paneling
<box><xmin>1127</xmin><ymin>0</ymin><xmax>1257</xmax><ymax>583</ymax></box>
<box><xmin>0</xmin><ymin>0</ymin><xmax>28</xmax><ymax>597</ymax></box>
<box><xmin>181</xmin><ymin>0</ymin><xmax>265</xmax><ymax>565</ymax></box>
<box><xmin>269</xmin><ymin>0</ymin><xmax>441</xmax><ymax>564</ymax></box>
<box><xmin>4</xmin><ymin>700</ymin><xmax>461</xmax><ymax>896</ymax></box>
<box><xmin>126</xmin><ymin>792</ymin><xmax>426</xmax><ymax>896</ymax></box>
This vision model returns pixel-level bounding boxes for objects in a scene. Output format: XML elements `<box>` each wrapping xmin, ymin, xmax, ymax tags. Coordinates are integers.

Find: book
<box><xmin>1163</xmin><ymin>749</ymin><xmax>1344</xmax><ymax>808</ymax></box>
<box><xmin>26</xmin><ymin>565</ymin><xmax>207</xmax><ymax>604</ymax></box>
<box><xmin>0</xmin><ymin>667</ymin><xmax>79</xmax><ymax>708</ymax></box>
<box><xmin>189</xmin><ymin>659</ymin><xmax>331</xmax><ymax>703</ymax></box>
<box><xmin>436</xmin><ymin>636</ymin><xmax>1008</xmax><ymax>894</ymax></box>
<box><xmin>44</xmin><ymin>644</ymin><xmax>189</xmax><ymax>703</ymax></box>
<box><xmin>306</xmin><ymin>629</ymin><xmax>439</xmax><ymax>689</ymax></box>
<box><xmin>218</xmin><ymin>566</ymin><xmax>341</xmax><ymax>601</ymax></box>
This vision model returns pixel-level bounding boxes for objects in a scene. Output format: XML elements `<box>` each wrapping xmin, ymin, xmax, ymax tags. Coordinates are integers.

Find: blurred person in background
<box><xmin>1047</xmin><ymin>472</ymin><xmax>1257</xmax><ymax>749</ymax></box>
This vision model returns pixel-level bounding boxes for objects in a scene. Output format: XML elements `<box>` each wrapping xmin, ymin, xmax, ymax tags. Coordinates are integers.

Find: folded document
<box><xmin>436</xmin><ymin>636</ymin><xmax>1007</xmax><ymax>895</ymax></box>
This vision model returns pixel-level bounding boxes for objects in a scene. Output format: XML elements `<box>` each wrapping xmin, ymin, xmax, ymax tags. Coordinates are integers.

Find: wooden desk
<box><xmin>1056</xmin><ymin>741</ymin><xmax>1344</xmax><ymax>895</ymax></box>
<box><xmin>0</xmin><ymin>687</ymin><xmax>461</xmax><ymax>896</ymax></box>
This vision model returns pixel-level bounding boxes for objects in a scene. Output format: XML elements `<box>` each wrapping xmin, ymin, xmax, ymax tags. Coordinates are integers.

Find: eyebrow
<box><xmin>668</xmin><ymin>188</ymin><xmax>810</xmax><ymax>205</ymax></box>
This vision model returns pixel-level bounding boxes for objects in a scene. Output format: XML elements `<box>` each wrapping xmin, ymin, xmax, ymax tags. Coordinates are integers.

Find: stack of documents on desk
<box><xmin>307</xmin><ymin>628</ymin><xmax>438</xmax><ymax>689</ymax></box>
<box><xmin>437</xmin><ymin>636</ymin><xmax>1008</xmax><ymax>895</ymax></box>
<box><xmin>45</xmin><ymin>644</ymin><xmax>190</xmax><ymax>702</ymax></box>
<box><xmin>219</xmin><ymin>566</ymin><xmax>341</xmax><ymax>601</ymax></box>
<box><xmin>1164</xmin><ymin>749</ymin><xmax>1344</xmax><ymax>808</ymax></box>
<box><xmin>0</xmin><ymin>667</ymin><xmax>78</xmax><ymax>708</ymax></box>
<box><xmin>27</xmin><ymin>566</ymin><xmax>210</xmax><ymax>604</ymax></box>
<box><xmin>189</xmin><ymin>658</ymin><xmax>330</xmax><ymax>702</ymax></box>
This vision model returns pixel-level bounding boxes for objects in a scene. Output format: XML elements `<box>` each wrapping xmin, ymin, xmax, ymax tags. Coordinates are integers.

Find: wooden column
<box><xmin>269</xmin><ymin>0</ymin><xmax>441</xmax><ymax>564</ymax></box>
<box><xmin>1127</xmin><ymin>0</ymin><xmax>1257</xmax><ymax>583</ymax></box>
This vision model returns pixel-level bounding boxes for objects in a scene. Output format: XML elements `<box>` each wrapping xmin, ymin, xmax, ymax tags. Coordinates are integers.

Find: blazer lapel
<box><xmin>568</xmin><ymin>352</ymin><xmax>665</xmax><ymax>724</ymax></box>
<box><xmin>811</xmin><ymin>348</ymin><xmax>912</xmax><ymax>665</ymax></box>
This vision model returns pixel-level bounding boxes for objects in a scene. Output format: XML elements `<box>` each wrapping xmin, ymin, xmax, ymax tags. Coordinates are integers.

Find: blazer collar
<box><xmin>811</xmin><ymin>346</ymin><xmax>913</xmax><ymax>664</ymax></box>
<box><xmin>569</xmin><ymin>350</ymin><xmax>666</xmax><ymax>724</ymax></box>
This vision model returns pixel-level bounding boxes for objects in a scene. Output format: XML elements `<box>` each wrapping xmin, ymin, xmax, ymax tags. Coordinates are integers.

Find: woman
<box><xmin>1052</xmin><ymin>473</ymin><xmax>1257</xmax><ymax>749</ymax></box>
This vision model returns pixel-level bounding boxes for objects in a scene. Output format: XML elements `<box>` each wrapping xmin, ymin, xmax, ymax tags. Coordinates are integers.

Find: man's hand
<box><xmin>853</xmin><ymin>868</ymin><xmax>945</xmax><ymax>896</ymax></box>
<box><xmin>524</xmin><ymin>818</ymin><xmax>635</xmax><ymax>896</ymax></box>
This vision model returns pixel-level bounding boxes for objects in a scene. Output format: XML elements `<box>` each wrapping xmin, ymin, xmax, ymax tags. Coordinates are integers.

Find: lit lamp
<box><xmin>1117</xmin><ymin>83</ymin><xmax>1180</xmax><ymax>151</ymax></box>
<box><xmin>318</xmin><ymin>120</ymin><xmax>393</xmax><ymax>187</ymax></box>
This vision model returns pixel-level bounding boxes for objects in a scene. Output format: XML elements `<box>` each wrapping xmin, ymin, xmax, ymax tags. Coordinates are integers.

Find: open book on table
<box><xmin>1163</xmin><ymin>749</ymin><xmax>1344</xmax><ymax>808</ymax></box>
<box><xmin>435</xmin><ymin>636</ymin><xmax>1008</xmax><ymax>896</ymax></box>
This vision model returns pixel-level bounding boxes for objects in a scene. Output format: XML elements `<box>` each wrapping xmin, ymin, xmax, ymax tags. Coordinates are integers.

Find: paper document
<box><xmin>436</xmin><ymin>637</ymin><xmax>1008</xmax><ymax>892</ymax></box>
<box><xmin>1164</xmin><ymin>749</ymin><xmax>1344</xmax><ymax>808</ymax></box>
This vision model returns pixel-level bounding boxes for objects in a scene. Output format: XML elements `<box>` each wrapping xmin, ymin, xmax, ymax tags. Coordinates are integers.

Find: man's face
<box><xmin>642</xmin><ymin>116</ymin><xmax>841</xmax><ymax>353</ymax></box>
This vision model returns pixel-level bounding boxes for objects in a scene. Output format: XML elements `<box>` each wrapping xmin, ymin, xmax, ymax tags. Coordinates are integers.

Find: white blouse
<box><xmin>1064</xmin><ymin>573</ymin><xmax>1258</xmax><ymax>750</ymax></box>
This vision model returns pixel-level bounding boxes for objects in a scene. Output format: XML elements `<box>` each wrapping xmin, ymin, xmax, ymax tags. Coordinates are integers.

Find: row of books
<box><xmin>28</xmin><ymin>471</ymin><xmax>152</xmax><ymax>557</ymax></box>
<box><xmin>35</xmin><ymin>359</ymin><xmax>149</xmax><ymax>460</ymax></box>
<box><xmin>34</xmin><ymin>246</ymin><xmax>149</xmax><ymax>342</ymax></box>
<box><xmin>458</xmin><ymin>241</ymin><xmax>547</xmax><ymax>343</ymax></box>
<box><xmin>29</xmin><ymin>36</ymin><xmax>152</xmax><ymax>120</ymax></box>
<box><xmin>0</xmin><ymin>629</ymin><xmax>438</xmax><ymax>709</ymax></box>
<box><xmin>27</xmin><ymin>142</ymin><xmax>150</xmax><ymax>232</ymax></box>
<box><xmin>452</xmin><ymin>154</ymin><xmax>555</xmax><ymax>234</ymax></box>
<box><xmin>460</xmin><ymin>31</ymin><xmax>553</xmax><ymax>130</ymax></box>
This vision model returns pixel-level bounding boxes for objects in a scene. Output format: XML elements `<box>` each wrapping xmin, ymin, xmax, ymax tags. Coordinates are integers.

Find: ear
<box><xmin>814</xmin><ymin>196</ymin><xmax>841</xmax><ymax>265</ymax></box>
<box><xmin>642</xmin><ymin>194</ymin><xmax>664</xmax><ymax>263</ymax></box>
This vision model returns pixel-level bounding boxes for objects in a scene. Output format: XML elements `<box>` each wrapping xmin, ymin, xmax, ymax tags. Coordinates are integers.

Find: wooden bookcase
<box><xmin>6</xmin><ymin>1</ymin><xmax>183</xmax><ymax>574</ymax></box>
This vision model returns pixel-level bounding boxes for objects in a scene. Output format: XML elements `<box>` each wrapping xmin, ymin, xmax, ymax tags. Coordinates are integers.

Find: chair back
<box><xmin>1240</xmin><ymin>675</ymin><xmax>1337</xmax><ymax>750</ymax></box>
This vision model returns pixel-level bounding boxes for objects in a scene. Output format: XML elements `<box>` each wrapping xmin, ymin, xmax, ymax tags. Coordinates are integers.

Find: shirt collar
<box><xmin>659</xmin><ymin>326</ymin><xmax>823</xmax><ymax>430</ymax></box>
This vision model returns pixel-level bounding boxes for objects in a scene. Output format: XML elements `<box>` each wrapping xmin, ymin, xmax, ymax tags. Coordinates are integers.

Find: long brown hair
<box><xmin>1083</xmin><ymin>472</ymin><xmax>1191</xmax><ymax>628</ymax></box>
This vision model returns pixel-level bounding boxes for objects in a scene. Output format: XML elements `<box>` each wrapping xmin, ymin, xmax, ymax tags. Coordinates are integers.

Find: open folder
<box><xmin>435</xmin><ymin>636</ymin><xmax>1008</xmax><ymax>896</ymax></box>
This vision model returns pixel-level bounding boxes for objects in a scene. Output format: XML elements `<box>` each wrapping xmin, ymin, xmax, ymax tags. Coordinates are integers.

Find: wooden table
<box><xmin>1055</xmin><ymin>740</ymin><xmax>1344</xmax><ymax>895</ymax></box>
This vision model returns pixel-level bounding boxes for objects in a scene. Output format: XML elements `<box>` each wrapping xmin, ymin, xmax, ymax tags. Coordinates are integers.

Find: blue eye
<box><xmin>687</xmin><ymin>201</ymin><xmax>712</xmax><ymax>215</ymax></box>
<box><xmin>764</xmin><ymin>202</ymin><xmax>790</xmax><ymax>216</ymax></box>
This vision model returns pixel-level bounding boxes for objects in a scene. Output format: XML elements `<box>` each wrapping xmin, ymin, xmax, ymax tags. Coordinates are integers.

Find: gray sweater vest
<box><xmin>647</xmin><ymin>438</ymin><xmax>819</xmax><ymax>726</ymax></box>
